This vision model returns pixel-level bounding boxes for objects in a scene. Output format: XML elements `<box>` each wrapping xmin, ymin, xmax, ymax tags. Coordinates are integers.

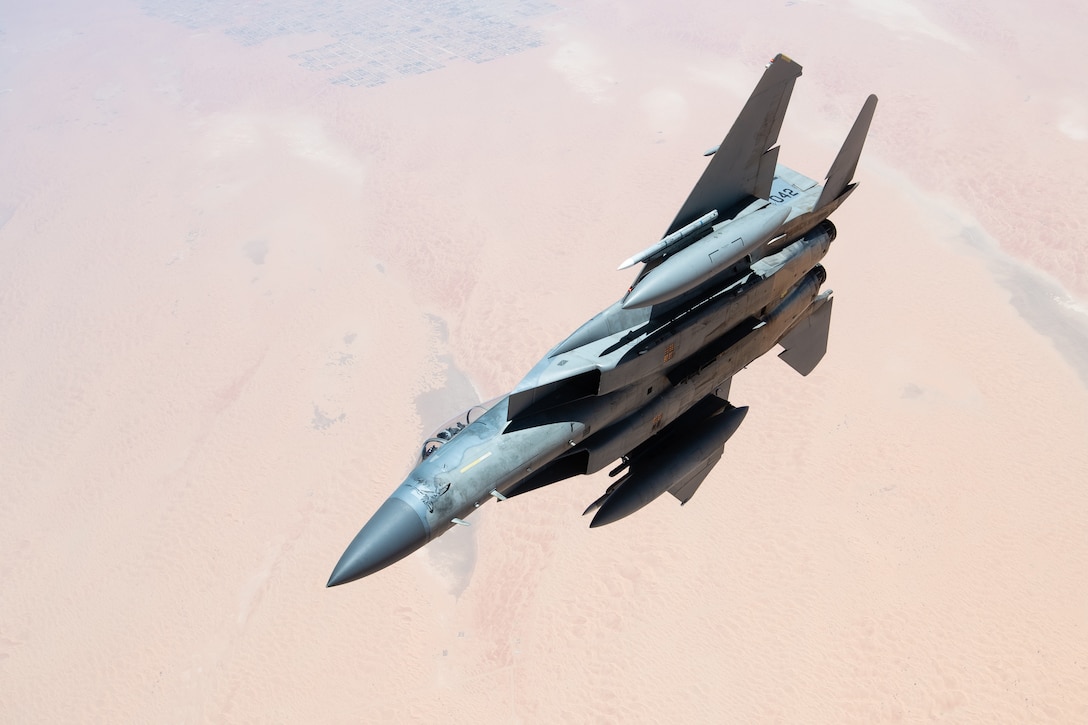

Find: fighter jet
<box><xmin>327</xmin><ymin>54</ymin><xmax>877</xmax><ymax>587</ymax></box>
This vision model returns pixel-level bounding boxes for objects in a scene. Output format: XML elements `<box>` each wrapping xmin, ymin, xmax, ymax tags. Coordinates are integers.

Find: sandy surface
<box><xmin>1</xmin><ymin>0</ymin><xmax>1086</xmax><ymax>722</ymax></box>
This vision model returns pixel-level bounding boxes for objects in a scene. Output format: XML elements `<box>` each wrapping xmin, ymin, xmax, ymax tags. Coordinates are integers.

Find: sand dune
<box><xmin>1</xmin><ymin>1</ymin><xmax>1086</xmax><ymax>722</ymax></box>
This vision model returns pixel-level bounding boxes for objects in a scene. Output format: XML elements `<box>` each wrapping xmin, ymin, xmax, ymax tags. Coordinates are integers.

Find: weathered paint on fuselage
<box><xmin>389</xmin><ymin>400</ymin><xmax>586</xmax><ymax>541</ymax></box>
<box><xmin>390</xmin><ymin>221</ymin><xmax>834</xmax><ymax>545</ymax></box>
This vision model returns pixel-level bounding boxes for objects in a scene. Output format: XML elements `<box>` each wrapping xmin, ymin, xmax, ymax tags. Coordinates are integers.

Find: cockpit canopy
<box><xmin>419</xmin><ymin>398</ymin><xmax>499</xmax><ymax>462</ymax></box>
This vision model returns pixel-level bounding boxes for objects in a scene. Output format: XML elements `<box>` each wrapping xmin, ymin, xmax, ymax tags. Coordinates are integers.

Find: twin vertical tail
<box><xmin>663</xmin><ymin>54</ymin><xmax>877</xmax><ymax>233</ymax></box>
<box><xmin>815</xmin><ymin>94</ymin><xmax>879</xmax><ymax>211</ymax></box>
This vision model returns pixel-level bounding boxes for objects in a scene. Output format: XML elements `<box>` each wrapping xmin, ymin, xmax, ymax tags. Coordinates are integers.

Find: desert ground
<box><xmin>1</xmin><ymin>0</ymin><xmax>1086</xmax><ymax>722</ymax></box>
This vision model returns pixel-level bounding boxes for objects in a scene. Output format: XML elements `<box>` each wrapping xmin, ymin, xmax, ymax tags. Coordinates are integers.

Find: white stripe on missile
<box><xmin>618</xmin><ymin>209</ymin><xmax>719</xmax><ymax>270</ymax></box>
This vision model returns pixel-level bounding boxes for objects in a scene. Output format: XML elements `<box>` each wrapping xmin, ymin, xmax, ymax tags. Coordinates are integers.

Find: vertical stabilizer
<box><xmin>665</xmin><ymin>54</ymin><xmax>803</xmax><ymax>235</ymax></box>
<box><xmin>815</xmin><ymin>94</ymin><xmax>878</xmax><ymax>210</ymax></box>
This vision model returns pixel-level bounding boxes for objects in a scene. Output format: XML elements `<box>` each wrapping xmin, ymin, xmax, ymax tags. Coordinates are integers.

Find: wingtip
<box><xmin>768</xmin><ymin>52</ymin><xmax>802</xmax><ymax>74</ymax></box>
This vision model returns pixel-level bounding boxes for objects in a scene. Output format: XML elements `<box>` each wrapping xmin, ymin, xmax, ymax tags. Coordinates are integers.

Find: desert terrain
<box><xmin>1</xmin><ymin>0</ymin><xmax>1086</xmax><ymax>722</ymax></box>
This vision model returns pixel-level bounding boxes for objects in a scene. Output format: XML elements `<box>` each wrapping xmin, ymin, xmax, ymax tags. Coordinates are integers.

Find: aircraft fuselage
<box><xmin>327</xmin><ymin>53</ymin><xmax>876</xmax><ymax>586</ymax></box>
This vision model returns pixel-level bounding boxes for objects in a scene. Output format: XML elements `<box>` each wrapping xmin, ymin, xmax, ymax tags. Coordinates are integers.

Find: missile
<box><xmin>589</xmin><ymin>405</ymin><xmax>749</xmax><ymax>527</ymax></box>
<box><xmin>622</xmin><ymin>204</ymin><xmax>789</xmax><ymax>309</ymax></box>
<box><xmin>617</xmin><ymin>210</ymin><xmax>719</xmax><ymax>270</ymax></box>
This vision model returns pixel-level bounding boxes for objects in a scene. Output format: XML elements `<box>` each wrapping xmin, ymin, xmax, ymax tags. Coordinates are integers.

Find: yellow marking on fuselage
<box><xmin>460</xmin><ymin>451</ymin><xmax>492</xmax><ymax>474</ymax></box>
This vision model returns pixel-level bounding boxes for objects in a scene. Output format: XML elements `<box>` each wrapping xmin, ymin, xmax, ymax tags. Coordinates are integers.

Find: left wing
<box><xmin>665</xmin><ymin>53</ymin><xmax>803</xmax><ymax>235</ymax></box>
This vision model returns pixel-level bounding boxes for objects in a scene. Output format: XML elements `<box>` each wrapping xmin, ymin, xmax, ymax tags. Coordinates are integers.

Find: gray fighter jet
<box><xmin>328</xmin><ymin>54</ymin><xmax>877</xmax><ymax>587</ymax></box>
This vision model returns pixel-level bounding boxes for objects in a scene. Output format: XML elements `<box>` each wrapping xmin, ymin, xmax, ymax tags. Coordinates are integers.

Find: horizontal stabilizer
<box><xmin>778</xmin><ymin>293</ymin><xmax>833</xmax><ymax>376</ymax></box>
<box><xmin>815</xmin><ymin>94</ymin><xmax>878</xmax><ymax>210</ymax></box>
<box><xmin>666</xmin><ymin>54</ymin><xmax>802</xmax><ymax>235</ymax></box>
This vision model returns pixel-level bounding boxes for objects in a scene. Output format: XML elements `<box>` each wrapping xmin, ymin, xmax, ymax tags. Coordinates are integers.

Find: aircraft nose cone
<box><xmin>327</xmin><ymin>497</ymin><xmax>428</xmax><ymax>587</ymax></box>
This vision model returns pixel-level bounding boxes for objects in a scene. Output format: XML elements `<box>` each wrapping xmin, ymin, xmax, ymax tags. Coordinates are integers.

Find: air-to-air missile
<box><xmin>327</xmin><ymin>54</ymin><xmax>878</xmax><ymax>587</ymax></box>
